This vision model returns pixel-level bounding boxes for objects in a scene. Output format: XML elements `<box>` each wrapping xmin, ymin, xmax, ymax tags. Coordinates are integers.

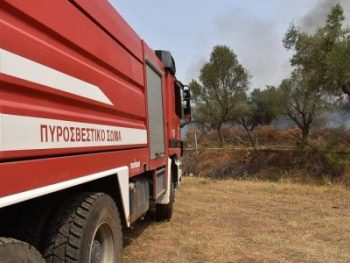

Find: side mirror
<box><xmin>183</xmin><ymin>88</ymin><xmax>191</xmax><ymax>119</ymax></box>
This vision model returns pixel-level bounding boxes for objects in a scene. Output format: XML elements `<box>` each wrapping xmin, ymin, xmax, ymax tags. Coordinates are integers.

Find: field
<box><xmin>123</xmin><ymin>177</ymin><xmax>350</xmax><ymax>263</ymax></box>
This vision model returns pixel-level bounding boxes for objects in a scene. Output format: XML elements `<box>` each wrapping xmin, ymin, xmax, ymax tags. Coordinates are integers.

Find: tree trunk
<box><xmin>217</xmin><ymin>128</ymin><xmax>224</xmax><ymax>147</ymax></box>
<box><xmin>247</xmin><ymin>130</ymin><xmax>258</xmax><ymax>154</ymax></box>
<box><xmin>302</xmin><ymin>125</ymin><xmax>309</xmax><ymax>141</ymax></box>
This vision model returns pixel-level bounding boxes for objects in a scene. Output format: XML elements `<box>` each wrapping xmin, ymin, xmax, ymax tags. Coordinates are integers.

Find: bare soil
<box><xmin>123</xmin><ymin>177</ymin><xmax>350</xmax><ymax>263</ymax></box>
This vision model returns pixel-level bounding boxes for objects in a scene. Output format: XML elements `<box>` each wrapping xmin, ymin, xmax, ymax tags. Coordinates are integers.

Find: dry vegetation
<box><xmin>183</xmin><ymin>149</ymin><xmax>350</xmax><ymax>185</ymax></box>
<box><xmin>123</xmin><ymin>177</ymin><xmax>350</xmax><ymax>263</ymax></box>
<box><xmin>186</xmin><ymin>126</ymin><xmax>350</xmax><ymax>150</ymax></box>
<box><xmin>183</xmin><ymin>126</ymin><xmax>350</xmax><ymax>184</ymax></box>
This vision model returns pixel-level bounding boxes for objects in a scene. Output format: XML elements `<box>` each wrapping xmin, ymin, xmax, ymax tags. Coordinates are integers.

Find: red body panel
<box><xmin>0</xmin><ymin>1</ymin><xmax>181</xmax><ymax>199</ymax></box>
<box><xmin>72</xmin><ymin>0</ymin><xmax>143</xmax><ymax>61</ymax></box>
<box><xmin>0</xmin><ymin>149</ymin><xmax>149</xmax><ymax>197</ymax></box>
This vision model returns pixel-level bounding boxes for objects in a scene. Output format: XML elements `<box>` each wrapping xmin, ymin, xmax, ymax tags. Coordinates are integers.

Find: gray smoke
<box><xmin>205</xmin><ymin>8</ymin><xmax>293</xmax><ymax>90</ymax></box>
<box><xmin>185</xmin><ymin>0</ymin><xmax>350</xmax><ymax>90</ymax></box>
<box><xmin>271</xmin><ymin>116</ymin><xmax>295</xmax><ymax>130</ymax></box>
<box><xmin>326</xmin><ymin>111</ymin><xmax>350</xmax><ymax>129</ymax></box>
<box><xmin>270</xmin><ymin>111</ymin><xmax>350</xmax><ymax>131</ymax></box>
<box><xmin>301</xmin><ymin>0</ymin><xmax>350</xmax><ymax>32</ymax></box>
<box><xmin>185</xmin><ymin>57</ymin><xmax>206</xmax><ymax>83</ymax></box>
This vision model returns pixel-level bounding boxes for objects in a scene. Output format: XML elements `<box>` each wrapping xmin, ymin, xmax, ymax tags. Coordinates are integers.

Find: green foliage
<box><xmin>234</xmin><ymin>99</ymin><xmax>257</xmax><ymax>131</ymax></box>
<box><xmin>250</xmin><ymin>87</ymin><xmax>282</xmax><ymax>124</ymax></box>
<box><xmin>283</xmin><ymin>3</ymin><xmax>350</xmax><ymax>97</ymax></box>
<box><xmin>190</xmin><ymin>45</ymin><xmax>249</xmax><ymax>146</ymax></box>
<box><xmin>234</xmin><ymin>86</ymin><xmax>282</xmax><ymax>132</ymax></box>
<box><xmin>317</xmin><ymin>138</ymin><xmax>349</xmax><ymax>178</ymax></box>
<box><xmin>280</xmin><ymin>4</ymin><xmax>349</xmax><ymax>141</ymax></box>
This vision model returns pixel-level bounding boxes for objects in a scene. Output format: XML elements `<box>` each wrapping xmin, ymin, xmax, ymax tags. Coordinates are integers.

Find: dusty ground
<box><xmin>123</xmin><ymin>177</ymin><xmax>350</xmax><ymax>263</ymax></box>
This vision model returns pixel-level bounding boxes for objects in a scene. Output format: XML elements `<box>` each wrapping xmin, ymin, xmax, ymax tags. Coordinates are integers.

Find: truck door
<box><xmin>146</xmin><ymin>64</ymin><xmax>165</xmax><ymax>160</ymax></box>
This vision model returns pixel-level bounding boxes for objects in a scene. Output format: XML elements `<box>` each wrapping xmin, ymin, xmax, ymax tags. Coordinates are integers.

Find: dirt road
<box><xmin>123</xmin><ymin>177</ymin><xmax>350</xmax><ymax>263</ymax></box>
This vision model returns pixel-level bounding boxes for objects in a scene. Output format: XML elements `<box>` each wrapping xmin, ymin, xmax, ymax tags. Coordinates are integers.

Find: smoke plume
<box><xmin>301</xmin><ymin>0</ymin><xmax>350</xmax><ymax>32</ymax></box>
<box><xmin>215</xmin><ymin>10</ymin><xmax>292</xmax><ymax>90</ymax></box>
<box><xmin>185</xmin><ymin>0</ymin><xmax>350</xmax><ymax>91</ymax></box>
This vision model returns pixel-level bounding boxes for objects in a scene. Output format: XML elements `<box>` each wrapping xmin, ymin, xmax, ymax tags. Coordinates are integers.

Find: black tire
<box><xmin>16</xmin><ymin>201</ymin><xmax>55</xmax><ymax>251</ymax></box>
<box><xmin>42</xmin><ymin>193</ymin><xmax>122</xmax><ymax>263</ymax></box>
<box><xmin>155</xmin><ymin>182</ymin><xmax>175</xmax><ymax>221</ymax></box>
<box><xmin>0</xmin><ymin>237</ymin><xmax>45</xmax><ymax>263</ymax></box>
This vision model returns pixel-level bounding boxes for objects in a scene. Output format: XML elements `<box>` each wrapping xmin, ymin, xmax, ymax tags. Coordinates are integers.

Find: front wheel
<box><xmin>42</xmin><ymin>193</ymin><xmax>122</xmax><ymax>263</ymax></box>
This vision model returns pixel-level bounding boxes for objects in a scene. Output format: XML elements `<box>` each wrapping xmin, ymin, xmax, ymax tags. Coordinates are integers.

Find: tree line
<box><xmin>190</xmin><ymin>4</ymin><xmax>350</xmax><ymax>147</ymax></box>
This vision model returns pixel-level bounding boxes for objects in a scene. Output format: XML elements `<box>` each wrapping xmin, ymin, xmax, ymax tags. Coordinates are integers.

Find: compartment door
<box><xmin>146</xmin><ymin>64</ymin><xmax>165</xmax><ymax>160</ymax></box>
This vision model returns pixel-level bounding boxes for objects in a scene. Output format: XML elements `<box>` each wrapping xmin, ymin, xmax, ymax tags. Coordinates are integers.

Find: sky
<box><xmin>110</xmin><ymin>0</ymin><xmax>350</xmax><ymax>91</ymax></box>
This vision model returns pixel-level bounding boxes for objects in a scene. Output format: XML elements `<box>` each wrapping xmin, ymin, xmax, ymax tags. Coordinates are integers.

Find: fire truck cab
<box><xmin>0</xmin><ymin>1</ymin><xmax>191</xmax><ymax>262</ymax></box>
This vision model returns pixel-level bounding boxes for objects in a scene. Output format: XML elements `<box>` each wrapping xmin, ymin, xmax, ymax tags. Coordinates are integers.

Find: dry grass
<box><xmin>123</xmin><ymin>177</ymin><xmax>350</xmax><ymax>263</ymax></box>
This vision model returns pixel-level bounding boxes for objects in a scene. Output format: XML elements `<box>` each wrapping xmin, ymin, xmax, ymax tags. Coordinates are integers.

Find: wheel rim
<box><xmin>89</xmin><ymin>222</ymin><xmax>115</xmax><ymax>263</ymax></box>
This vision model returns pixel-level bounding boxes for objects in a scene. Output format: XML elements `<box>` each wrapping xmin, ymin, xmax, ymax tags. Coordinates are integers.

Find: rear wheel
<box><xmin>42</xmin><ymin>193</ymin><xmax>122</xmax><ymax>263</ymax></box>
<box><xmin>0</xmin><ymin>237</ymin><xmax>45</xmax><ymax>263</ymax></box>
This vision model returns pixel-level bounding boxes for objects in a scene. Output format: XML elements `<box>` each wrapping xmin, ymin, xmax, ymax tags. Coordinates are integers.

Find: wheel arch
<box><xmin>0</xmin><ymin>167</ymin><xmax>131</xmax><ymax>229</ymax></box>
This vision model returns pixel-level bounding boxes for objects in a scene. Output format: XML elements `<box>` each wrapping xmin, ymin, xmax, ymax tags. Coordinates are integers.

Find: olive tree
<box><xmin>190</xmin><ymin>45</ymin><xmax>249</xmax><ymax>146</ymax></box>
<box><xmin>284</xmin><ymin>4</ymin><xmax>350</xmax><ymax>97</ymax></box>
<box><xmin>279</xmin><ymin>69</ymin><xmax>327</xmax><ymax>141</ymax></box>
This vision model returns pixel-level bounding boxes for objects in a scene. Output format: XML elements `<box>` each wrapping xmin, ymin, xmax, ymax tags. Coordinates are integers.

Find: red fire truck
<box><xmin>0</xmin><ymin>1</ymin><xmax>191</xmax><ymax>262</ymax></box>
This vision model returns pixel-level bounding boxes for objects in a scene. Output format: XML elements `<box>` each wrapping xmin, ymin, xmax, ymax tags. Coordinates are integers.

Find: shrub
<box><xmin>317</xmin><ymin>138</ymin><xmax>350</xmax><ymax>178</ymax></box>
